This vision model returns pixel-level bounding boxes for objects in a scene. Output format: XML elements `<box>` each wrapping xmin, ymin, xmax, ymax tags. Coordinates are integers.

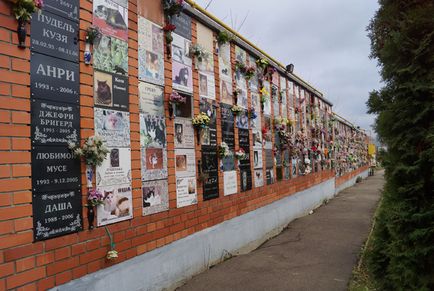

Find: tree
<box><xmin>366</xmin><ymin>0</ymin><xmax>434</xmax><ymax>290</ymax></box>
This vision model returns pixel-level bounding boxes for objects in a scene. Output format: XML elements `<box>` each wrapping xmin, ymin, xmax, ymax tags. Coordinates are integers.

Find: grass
<box><xmin>348</xmin><ymin>197</ymin><xmax>383</xmax><ymax>291</ymax></box>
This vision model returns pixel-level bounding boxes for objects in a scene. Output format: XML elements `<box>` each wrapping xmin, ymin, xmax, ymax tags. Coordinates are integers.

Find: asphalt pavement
<box><xmin>178</xmin><ymin>170</ymin><xmax>384</xmax><ymax>291</ymax></box>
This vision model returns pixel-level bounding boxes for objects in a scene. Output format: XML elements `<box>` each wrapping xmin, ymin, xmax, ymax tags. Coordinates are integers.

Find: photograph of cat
<box><xmin>172</xmin><ymin>61</ymin><xmax>192</xmax><ymax>93</ymax></box>
<box><xmin>94</xmin><ymin>108</ymin><xmax>130</xmax><ymax>148</ymax></box>
<box><xmin>142</xmin><ymin>186</ymin><xmax>161</xmax><ymax>207</ymax></box>
<box><xmin>141</xmin><ymin>114</ymin><xmax>166</xmax><ymax>147</ymax></box>
<box><xmin>145</xmin><ymin>148</ymin><xmax>163</xmax><ymax>170</ymax></box>
<box><xmin>94</xmin><ymin>71</ymin><xmax>113</xmax><ymax>106</ymax></box>
<box><xmin>102</xmin><ymin>189</ymin><xmax>130</xmax><ymax>217</ymax></box>
<box><xmin>93</xmin><ymin>0</ymin><xmax>128</xmax><ymax>41</ymax></box>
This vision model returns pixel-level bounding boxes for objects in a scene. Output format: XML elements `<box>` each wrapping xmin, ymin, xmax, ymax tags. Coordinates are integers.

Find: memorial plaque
<box><xmin>31</xmin><ymin>53</ymin><xmax>79</xmax><ymax>104</ymax></box>
<box><xmin>238</xmin><ymin>129</ymin><xmax>250</xmax><ymax>168</ymax></box>
<box><xmin>33</xmin><ymin>188</ymin><xmax>82</xmax><ymax>241</ymax></box>
<box><xmin>240</xmin><ymin>169</ymin><xmax>252</xmax><ymax>192</ymax></box>
<box><xmin>31</xmin><ymin>10</ymin><xmax>79</xmax><ymax>62</ymax></box>
<box><xmin>43</xmin><ymin>0</ymin><xmax>79</xmax><ymax>22</ymax></box>
<box><xmin>266</xmin><ymin>169</ymin><xmax>274</xmax><ymax>185</ymax></box>
<box><xmin>265</xmin><ymin>149</ymin><xmax>274</xmax><ymax>169</ymax></box>
<box><xmin>31</xmin><ymin>99</ymin><xmax>79</xmax><ymax>146</ymax></box>
<box><xmin>32</xmin><ymin>146</ymin><xmax>81</xmax><ymax>192</ymax></box>
<box><xmin>221</xmin><ymin>104</ymin><xmax>235</xmax><ymax>149</ymax></box>
<box><xmin>172</xmin><ymin>13</ymin><xmax>192</xmax><ymax>40</ymax></box>
<box><xmin>94</xmin><ymin>71</ymin><xmax>129</xmax><ymax>111</ymax></box>
<box><xmin>202</xmin><ymin>146</ymin><xmax>219</xmax><ymax>200</ymax></box>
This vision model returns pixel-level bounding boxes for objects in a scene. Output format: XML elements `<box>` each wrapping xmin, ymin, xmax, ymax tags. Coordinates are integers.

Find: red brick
<box><xmin>11</xmin><ymin>58</ymin><xmax>30</xmax><ymax>73</ymax></box>
<box><xmin>55</xmin><ymin>270</ymin><xmax>72</xmax><ymax>286</ymax></box>
<box><xmin>0</xmin><ymin>262</ymin><xmax>14</xmax><ymax>278</ymax></box>
<box><xmin>46</xmin><ymin>257</ymin><xmax>79</xmax><ymax>276</ymax></box>
<box><xmin>44</xmin><ymin>234</ymin><xmax>78</xmax><ymax>251</ymax></box>
<box><xmin>16</xmin><ymin>282</ymin><xmax>37</xmax><ymax>291</ymax></box>
<box><xmin>11</xmin><ymin>111</ymin><xmax>30</xmax><ymax>124</ymax></box>
<box><xmin>37</xmin><ymin>276</ymin><xmax>55</xmax><ymax>290</ymax></box>
<box><xmin>0</xmin><ymin>221</ymin><xmax>13</xmax><ymax>235</ymax></box>
<box><xmin>36</xmin><ymin>252</ymin><xmax>55</xmax><ymax>267</ymax></box>
<box><xmin>4</xmin><ymin>243</ymin><xmax>43</xmax><ymax>262</ymax></box>
<box><xmin>0</xmin><ymin>204</ymin><xmax>32</xmax><ymax>220</ymax></box>
<box><xmin>54</xmin><ymin>247</ymin><xmax>71</xmax><ymax>261</ymax></box>
<box><xmin>6</xmin><ymin>267</ymin><xmax>46</xmax><ymax>289</ymax></box>
<box><xmin>16</xmin><ymin>256</ymin><xmax>35</xmax><ymax>273</ymax></box>
<box><xmin>14</xmin><ymin>217</ymin><xmax>32</xmax><ymax>232</ymax></box>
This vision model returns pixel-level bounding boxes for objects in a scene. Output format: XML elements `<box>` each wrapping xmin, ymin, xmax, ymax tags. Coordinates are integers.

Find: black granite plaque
<box><xmin>31</xmin><ymin>99</ymin><xmax>79</xmax><ymax>146</ymax></box>
<box><xmin>32</xmin><ymin>146</ymin><xmax>81</xmax><ymax>192</ymax></box>
<box><xmin>221</xmin><ymin>103</ymin><xmax>235</xmax><ymax>149</ymax></box>
<box><xmin>240</xmin><ymin>169</ymin><xmax>252</xmax><ymax>192</ymax></box>
<box><xmin>238</xmin><ymin>129</ymin><xmax>250</xmax><ymax>168</ymax></box>
<box><xmin>265</xmin><ymin>149</ymin><xmax>274</xmax><ymax>169</ymax></box>
<box><xmin>94</xmin><ymin>71</ymin><xmax>129</xmax><ymax>111</ymax></box>
<box><xmin>266</xmin><ymin>169</ymin><xmax>274</xmax><ymax>185</ymax></box>
<box><xmin>221</xmin><ymin>155</ymin><xmax>235</xmax><ymax>171</ymax></box>
<box><xmin>202</xmin><ymin>146</ymin><xmax>219</xmax><ymax>200</ymax></box>
<box><xmin>173</xmin><ymin>13</ymin><xmax>192</xmax><ymax>40</ymax></box>
<box><xmin>43</xmin><ymin>0</ymin><xmax>79</xmax><ymax>22</ymax></box>
<box><xmin>33</xmin><ymin>188</ymin><xmax>82</xmax><ymax>241</ymax></box>
<box><xmin>31</xmin><ymin>10</ymin><xmax>79</xmax><ymax>62</ymax></box>
<box><xmin>31</xmin><ymin>53</ymin><xmax>79</xmax><ymax>104</ymax></box>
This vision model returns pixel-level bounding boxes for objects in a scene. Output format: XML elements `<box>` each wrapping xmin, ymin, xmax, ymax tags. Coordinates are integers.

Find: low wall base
<box><xmin>53</xmin><ymin>177</ymin><xmax>336</xmax><ymax>291</ymax></box>
<box><xmin>335</xmin><ymin>169</ymin><xmax>369</xmax><ymax>194</ymax></box>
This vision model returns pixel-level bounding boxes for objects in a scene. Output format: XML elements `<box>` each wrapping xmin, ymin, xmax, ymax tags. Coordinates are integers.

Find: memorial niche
<box><xmin>200</xmin><ymin>99</ymin><xmax>219</xmax><ymax>200</ymax></box>
<box><xmin>30</xmin><ymin>0</ymin><xmax>82</xmax><ymax>241</ymax></box>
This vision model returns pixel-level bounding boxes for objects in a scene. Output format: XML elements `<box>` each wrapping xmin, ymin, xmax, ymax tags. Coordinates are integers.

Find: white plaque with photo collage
<box><xmin>223</xmin><ymin>171</ymin><xmax>238</xmax><ymax>196</ymax></box>
<box><xmin>138</xmin><ymin>16</ymin><xmax>164</xmax><ymax>86</ymax></box>
<box><xmin>139</xmin><ymin>82</ymin><xmax>165</xmax><ymax>116</ymax></box>
<box><xmin>94</xmin><ymin>108</ymin><xmax>131</xmax><ymax>148</ymax></box>
<box><xmin>172</xmin><ymin>33</ymin><xmax>192</xmax><ymax>67</ymax></box>
<box><xmin>176</xmin><ymin>177</ymin><xmax>197</xmax><ymax>208</ymax></box>
<box><xmin>253</xmin><ymin>149</ymin><xmax>263</xmax><ymax>169</ymax></box>
<box><xmin>96</xmin><ymin>183</ymin><xmax>133</xmax><ymax>226</ymax></box>
<box><xmin>263</xmin><ymin>81</ymin><xmax>272</xmax><ymax>116</ymax></box>
<box><xmin>142</xmin><ymin>179</ymin><xmax>169</xmax><ymax>216</ymax></box>
<box><xmin>174</xmin><ymin>118</ymin><xmax>195</xmax><ymax>149</ymax></box>
<box><xmin>175</xmin><ymin>148</ymin><xmax>196</xmax><ymax>178</ymax></box>
<box><xmin>96</xmin><ymin>147</ymin><xmax>132</xmax><ymax>187</ymax></box>
<box><xmin>218</xmin><ymin>43</ymin><xmax>233</xmax><ymax>105</ymax></box>
<box><xmin>254</xmin><ymin>169</ymin><xmax>264</xmax><ymax>188</ymax></box>
<box><xmin>199</xmin><ymin>71</ymin><xmax>216</xmax><ymax>100</ymax></box>
<box><xmin>93</xmin><ymin>0</ymin><xmax>128</xmax><ymax>41</ymax></box>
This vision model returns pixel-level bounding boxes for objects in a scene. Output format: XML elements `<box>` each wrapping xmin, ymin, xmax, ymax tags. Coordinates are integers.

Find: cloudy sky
<box><xmin>194</xmin><ymin>0</ymin><xmax>381</xmax><ymax>134</ymax></box>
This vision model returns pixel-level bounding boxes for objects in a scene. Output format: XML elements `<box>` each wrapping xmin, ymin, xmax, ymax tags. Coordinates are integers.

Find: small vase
<box><xmin>196</xmin><ymin>128</ymin><xmax>201</xmax><ymax>145</ymax></box>
<box><xmin>169</xmin><ymin>103</ymin><xmax>174</xmax><ymax>119</ymax></box>
<box><xmin>17</xmin><ymin>20</ymin><xmax>26</xmax><ymax>48</ymax></box>
<box><xmin>84</xmin><ymin>42</ymin><xmax>92</xmax><ymax>65</ymax></box>
<box><xmin>87</xmin><ymin>205</ymin><xmax>95</xmax><ymax>230</ymax></box>
<box><xmin>85</xmin><ymin>165</ymin><xmax>93</xmax><ymax>188</ymax></box>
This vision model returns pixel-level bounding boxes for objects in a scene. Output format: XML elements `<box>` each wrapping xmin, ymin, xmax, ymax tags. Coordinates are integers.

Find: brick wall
<box><xmin>0</xmin><ymin>1</ymin><xmax>367</xmax><ymax>289</ymax></box>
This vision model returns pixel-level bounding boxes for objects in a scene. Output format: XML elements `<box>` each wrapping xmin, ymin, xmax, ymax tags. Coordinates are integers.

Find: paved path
<box><xmin>178</xmin><ymin>171</ymin><xmax>384</xmax><ymax>291</ymax></box>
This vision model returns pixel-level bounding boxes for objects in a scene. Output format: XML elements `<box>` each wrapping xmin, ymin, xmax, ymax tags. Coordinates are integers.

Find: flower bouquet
<box><xmin>234</xmin><ymin>148</ymin><xmax>248</xmax><ymax>160</ymax></box>
<box><xmin>192</xmin><ymin>112</ymin><xmax>210</xmax><ymax>128</ymax></box>
<box><xmin>190</xmin><ymin>43</ymin><xmax>210</xmax><ymax>68</ymax></box>
<box><xmin>12</xmin><ymin>0</ymin><xmax>43</xmax><ymax>47</ymax></box>
<box><xmin>162</xmin><ymin>0</ymin><xmax>184</xmax><ymax>18</ymax></box>
<box><xmin>218</xmin><ymin>142</ymin><xmax>232</xmax><ymax>158</ymax></box>
<box><xmin>168</xmin><ymin>91</ymin><xmax>186</xmax><ymax>118</ymax></box>
<box><xmin>231</xmin><ymin>104</ymin><xmax>244</xmax><ymax>116</ymax></box>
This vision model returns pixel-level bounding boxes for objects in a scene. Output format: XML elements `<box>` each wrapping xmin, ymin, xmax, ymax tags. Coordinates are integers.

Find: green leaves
<box><xmin>366</xmin><ymin>0</ymin><xmax>434</xmax><ymax>289</ymax></box>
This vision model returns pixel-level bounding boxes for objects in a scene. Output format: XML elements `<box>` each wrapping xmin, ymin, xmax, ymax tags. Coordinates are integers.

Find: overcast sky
<box><xmin>194</xmin><ymin>0</ymin><xmax>381</xmax><ymax>134</ymax></box>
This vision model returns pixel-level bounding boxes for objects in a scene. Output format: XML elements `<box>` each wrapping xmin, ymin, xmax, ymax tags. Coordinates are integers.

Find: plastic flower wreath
<box><xmin>192</xmin><ymin>112</ymin><xmax>210</xmax><ymax>128</ymax></box>
<box><xmin>231</xmin><ymin>104</ymin><xmax>244</xmax><ymax>116</ymax></box>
